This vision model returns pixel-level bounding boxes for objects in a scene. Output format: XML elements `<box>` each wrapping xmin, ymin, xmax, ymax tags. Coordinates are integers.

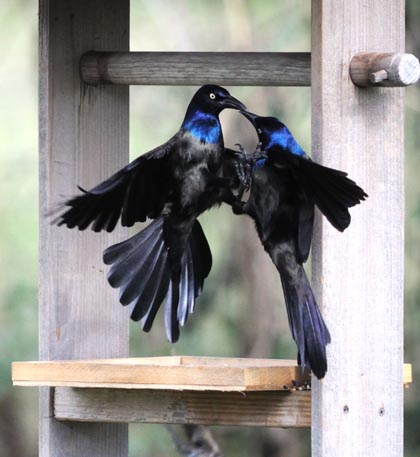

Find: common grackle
<box><xmin>235</xmin><ymin>111</ymin><xmax>367</xmax><ymax>378</ymax></box>
<box><xmin>56</xmin><ymin>85</ymin><xmax>246</xmax><ymax>343</ymax></box>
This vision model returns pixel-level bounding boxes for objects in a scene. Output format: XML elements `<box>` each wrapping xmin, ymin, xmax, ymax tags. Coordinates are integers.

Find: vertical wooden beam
<box><xmin>311</xmin><ymin>1</ymin><xmax>404</xmax><ymax>456</ymax></box>
<box><xmin>39</xmin><ymin>1</ymin><xmax>129</xmax><ymax>456</ymax></box>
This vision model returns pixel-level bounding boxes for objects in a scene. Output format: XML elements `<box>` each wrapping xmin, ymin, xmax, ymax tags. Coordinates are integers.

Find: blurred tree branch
<box><xmin>166</xmin><ymin>425</ymin><xmax>223</xmax><ymax>457</ymax></box>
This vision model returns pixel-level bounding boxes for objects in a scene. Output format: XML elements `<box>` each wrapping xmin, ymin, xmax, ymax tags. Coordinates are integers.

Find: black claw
<box><xmin>232</xmin><ymin>144</ymin><xmax>252</xmax><ymax>192</ymax></box>
<box><xmin>234</xmin><ymin>143</ymin><xmax>247</xmax><ymax>156</ymax></box>
<box><xmin>249</xmin><ymin>148</ymin><xmax>267</xmax><ymax>167</ymax></box>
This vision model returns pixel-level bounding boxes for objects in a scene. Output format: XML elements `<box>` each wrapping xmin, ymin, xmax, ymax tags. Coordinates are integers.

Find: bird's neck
<box><xmin>265</xmin><ymin>128</ymin><xmax>305</xmax><ymax>157</ymax></box>
<box><xmin>182</xmin><ymin>109</ymin><xmax>222</xmax><ymax>144</ymax></box>
<box><xmin>252</xmin><ymin>158</ymin><xmax>266</xmax><ymax>170</ymax></box>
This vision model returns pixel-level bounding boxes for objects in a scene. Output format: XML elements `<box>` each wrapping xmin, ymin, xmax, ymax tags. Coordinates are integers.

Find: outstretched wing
<box><xmin>56</xmin><ymin>135</ymin><xmax>178</xmax><ymax>232</ymax></box>
<box><xmin>298</xmin><ymin>158</ymin><xmax>368</xmax><ymax>231</ymax></box>
<box><xmin>269</xmin><ymin>150</ymin><xmax>368</xmax><ymax>232</ymax></box>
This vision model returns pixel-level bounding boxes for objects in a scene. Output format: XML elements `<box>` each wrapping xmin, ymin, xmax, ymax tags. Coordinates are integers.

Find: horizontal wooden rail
<box><xmin>54</xmin><ymin>387</ymin><xmax>311</xmax><ymax>428</ymax></box>
<box><xmin>80</xmin><ymin>51</ymin><xmax>311</xmax><ymax>86</ymax></box>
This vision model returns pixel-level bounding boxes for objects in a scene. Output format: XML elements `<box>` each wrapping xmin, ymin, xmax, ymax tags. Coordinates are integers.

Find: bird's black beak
<box><xmin>220</xmin><ymin>94</ymin><xmax>247</xmax><ymax>111</ymax></box>
<box><xmin>240</xmin><ymin>110</ymin><xmax>259</xmax><ymax>127</ymax></box>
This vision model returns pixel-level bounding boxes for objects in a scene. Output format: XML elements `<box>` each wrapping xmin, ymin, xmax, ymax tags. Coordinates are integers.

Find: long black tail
<box><xmin>270</xmin><ymin>244</ymin><xmax>330</xmax><ymax>379</ymax></box>
<box><xmin>299</xmin><ymin>159</ymin><xmax>368</xmax><ymax>232</ymax></box>
<box><xmin>103</xmin><ymin>216</ymin><xmax>212</xmax><ymax>343</ymax></box>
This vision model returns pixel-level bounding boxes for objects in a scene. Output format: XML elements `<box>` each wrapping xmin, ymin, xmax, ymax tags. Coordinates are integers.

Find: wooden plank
<box><xmin>311</xmin><ymin>1</ymin><xmax>405</xmax><ymax>456</ymax></box>
<box><xmin>12</xmin><ymin>357</ymin><xmax>411</xmax><ymax>389</ymax></box>
<box><xmin>404</xmin><ymin>363</ymin><xmax>412</xmax><ymax>387</ymax></box>
<box><xmin>54</xmin><ymin>388</ymin><xmax>311</xmax><ymax>428</ymax></box>
<box><xmin>13</xmin><ymin>357</ymin><xmax>310</xmax><ymax>391</ymax></box>
<box><xmin>39</xmin><ymin>0</ymin><xmax>129</xmax><ymax>456</ymax></box>
<box><xmin>80</xmin><ymin>51</ymin><xmax>311</xmax><ymax>86</ymax></box>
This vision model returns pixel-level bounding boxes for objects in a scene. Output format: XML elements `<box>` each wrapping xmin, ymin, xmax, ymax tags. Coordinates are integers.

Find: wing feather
<box><xmin>56</xmin><ymin>135</ymin><xmax>178</xmax><ymax>231</ymax></box>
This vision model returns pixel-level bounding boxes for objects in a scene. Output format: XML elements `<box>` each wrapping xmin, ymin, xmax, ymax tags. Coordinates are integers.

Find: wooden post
<box><xmin>311</xmin><ymin>1</ymin><xmax>404</xmax><ymax>456</ymax></box>
<box><xmin>39</xmin><ymin>1</ymin><xmax>129</xmax><ymax>456</ymax></box>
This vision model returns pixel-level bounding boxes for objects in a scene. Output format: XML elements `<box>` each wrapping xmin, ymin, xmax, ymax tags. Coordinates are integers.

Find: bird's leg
<box><xmin>248</xmin><ymin>142</ymin><xmax>267</xmax><ymax>166</ymax></box>
<box><xmin>231</xmin><ymin>198</ymin><xmax>246</xmax><ymax>215</ymax></box>
<box><xmin>218</xmin><ymin>187</ymin><xmax>246</xmax><ymax>214</ymax></box>
<box><xmin>218</xmin><ymin>143</ymin><xmax>252</xmax><ymax>214</ymax></box>
<box><xmin>232</xmin><ymin>143</ymin><xmax>252</xmax><ymax>192</ymax></box>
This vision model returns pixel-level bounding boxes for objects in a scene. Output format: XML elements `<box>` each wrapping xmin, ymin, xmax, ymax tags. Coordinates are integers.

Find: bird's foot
<box><xmin>232</xmin><ymin>143</ymin><xmax>252</xmax><ymax>191</ymax></box>
<box><xmin>249</xmin><ymin>145</ymin><xmax>267</xmax><ymax>166</ymax></box>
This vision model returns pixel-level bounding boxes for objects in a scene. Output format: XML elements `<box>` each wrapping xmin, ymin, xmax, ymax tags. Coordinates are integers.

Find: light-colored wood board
<box><xmin>80</xmin><ymin>51</ymin><xmax>311</xmax><ymax>86</ymax></box>
<box><xmin>54</xmin><ymin>388</ymin><xmax>311</xmax><ymax>428</ymax></box>
<box><xmin>17</xmin><ymin>355</ymin><xmax>300</xmax><ymax>367</ymax></box>
<box><xmin>311</xmin><ymin>1</ymin><xmax>405</xmax><ymax>456</ymax></box>
<box><xmin>39</xmin><ymin>0</ymin><xmax>129</xmax><ymax>456</ymax></box>
<box><xmin>13</xmin><ymin>357</ymin><xmax>310</xmax><ymax>391</ymax></box>
<box><xmin>12</xmin><ymin>357</ymin><xmax>411</xmax><ymax>390</ymax></box>
<box><xmin>404</xmin><ymin>363</ymin><xmax>412</xmax><ymax>387</ymax></box>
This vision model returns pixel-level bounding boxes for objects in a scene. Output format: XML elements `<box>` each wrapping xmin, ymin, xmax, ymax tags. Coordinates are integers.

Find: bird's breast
<box><xmin>177</xmin><ymin>132</ymin><xmax>223</xmax><ymax>170</ymax></box>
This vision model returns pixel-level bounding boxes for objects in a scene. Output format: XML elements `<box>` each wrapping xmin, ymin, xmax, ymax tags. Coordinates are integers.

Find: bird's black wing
<box><xmin>270</xmin><ymin>151</ymin><xmax>368</xmax><ymax>232</ymax></box>
<box><xmin>56</xmin><ymin>135</ymin><xmax>177</xmax><ymax>232</ymax></box>
<box><xmin>297</xmin><ymin>201</ymin><xmax>314</xmax><ymax>263</ymax></box>
<box><xmin>265</xmin><ymin>153</ymin><xmax>314</xmax><ymax>262</ymax></box>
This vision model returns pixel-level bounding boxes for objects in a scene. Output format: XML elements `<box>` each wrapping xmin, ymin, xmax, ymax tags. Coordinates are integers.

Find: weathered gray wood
<box><xmin>350</xmin><ymin>52</ymin><xmax>420</xmax><ymax>87</ymax></box>
<box><xmin>80</xmin><ymin>51</ymin><xmax>311</xmax><ymax>86</ymax></box>
<box><xmin>54</xmin><ymin>388</ymin><xmax>311</xmax><ymax>428</ymax></box>
<box><xmin>39</xmin><ymin>0</ymin><xmax>129</xmax><ymax>456</ymax></box>
<box><xmin>311</xmin><ymin>1</ymin><xmax>404</xmax><ymax>457</ymax></box>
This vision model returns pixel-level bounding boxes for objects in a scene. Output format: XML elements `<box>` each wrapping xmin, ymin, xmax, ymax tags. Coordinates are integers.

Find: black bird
<box><xmin>235</xmin><ymin>111</ymin><xmax>367</xmax><ymax>379</ymax></box>
<box><xmin>56</xmin><ymin>85</ymin><xmax>246</xmax><ymax>343</ymax></box>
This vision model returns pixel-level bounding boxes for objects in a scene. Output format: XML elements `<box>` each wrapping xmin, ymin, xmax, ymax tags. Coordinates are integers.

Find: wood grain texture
<box><xmin>54</xmin><ymin>388</ymin><xmax>311</xmax><ymax>428</ymax></box>
<box><xmin>13</xmin><ymin>357</ymin><xmax>311</xmax><ymax>391</ymax></box>
<box><xmin>350</xmin><ymin>52</ymin><xmax>420</xmax><ymax>87</ymax></box>
<box><xmin>39</xmin><ymin>0</ymin><xmax>129</xmax><ymax>456</ymax></box>
<box><xmin>80</xmin><ymin>51</ymin><xmax>311</xmax><ymax>86</ymax></box>
<box><xmin>311</xmin><ymin>1</ymin><xmax>405</xmax><ymax>456</ymax></box>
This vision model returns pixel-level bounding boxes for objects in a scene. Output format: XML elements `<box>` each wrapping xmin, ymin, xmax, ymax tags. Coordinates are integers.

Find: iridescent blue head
<box><xmin>182</xmin><ymin>85</ymin><xmax>246</xmax><ymax>144</ymax></box>
<box><xmin>240</xmin><ymin>110</ymin><xmax>306</xmax><ymax>157</ymax></box>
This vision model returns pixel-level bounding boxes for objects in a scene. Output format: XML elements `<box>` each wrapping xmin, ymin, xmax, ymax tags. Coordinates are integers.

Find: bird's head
<box><xmin>240</xmin><ymin>111</ymin><xmax>285</xmax><ymax>148</ymax></box>
<box><xmin>240</xmin><ymin>110</ymin><xmax>305</xmax><ymax>157</ymax></box>
<box><xmin>188</xmin><ymin>85</ymin><xmax>246</xmax><ymax>115</ymax></box>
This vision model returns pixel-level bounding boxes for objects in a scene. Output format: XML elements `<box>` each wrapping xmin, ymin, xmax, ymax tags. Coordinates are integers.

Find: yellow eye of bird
<box><xmin>209</xmin><ymin>93</ymin><xmax>216</xmax><ymax>100</ymax></box>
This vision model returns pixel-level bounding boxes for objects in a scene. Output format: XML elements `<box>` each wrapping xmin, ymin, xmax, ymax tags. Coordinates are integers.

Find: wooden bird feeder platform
<box><xmin>12</xmin><ymin>357</ymin><xmax>412</xmax><ymax>428</ymax></box>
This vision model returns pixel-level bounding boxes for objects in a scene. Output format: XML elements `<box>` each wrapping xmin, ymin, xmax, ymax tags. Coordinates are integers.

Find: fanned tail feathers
<box><xmin>103</xmin><ymin>217</ymin><xmax>212</xmax><ymax>343</ymax></box>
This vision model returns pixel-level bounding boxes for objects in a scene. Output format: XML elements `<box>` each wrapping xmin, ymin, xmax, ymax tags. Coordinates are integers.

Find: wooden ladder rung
<box><xmin>80</xmin><ymin>51</ymin><xmax>311</xmax><ymax>86</ymax></box>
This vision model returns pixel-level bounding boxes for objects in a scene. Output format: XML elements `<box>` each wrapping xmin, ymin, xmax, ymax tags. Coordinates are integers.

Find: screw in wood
<box><xmin>343</xmin><ymin>405</ymin><xmax>349</xmax><ymax>414</ymax></box>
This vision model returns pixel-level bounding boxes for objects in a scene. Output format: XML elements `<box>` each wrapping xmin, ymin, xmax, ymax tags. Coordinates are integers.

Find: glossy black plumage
<box><xmin>56</xmin><ymin>85</ymin><xmax>245</xmax><ymax>342</ymax></box>
<box><xmin>235</xmin><ymin>111</ymin><xmax>367</xmax><ymax>379</ymax></box>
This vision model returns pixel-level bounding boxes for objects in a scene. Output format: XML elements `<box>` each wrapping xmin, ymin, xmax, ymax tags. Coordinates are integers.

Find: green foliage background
<box><xmin>0</xmin><ymin>1</ymin><xmax>419</xmax><ymax>456</ymax></box>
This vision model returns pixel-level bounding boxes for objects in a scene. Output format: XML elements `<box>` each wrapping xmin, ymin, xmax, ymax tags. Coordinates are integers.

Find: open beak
<box><xmin>220</xmin><ymin>94</ymin><xmax>247</xmax><ymax>111</ymax></box>
<box><xmin>240</xmin><ymin>110</ymin><xmax>259</xmax><ymax>127</ymax></box>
